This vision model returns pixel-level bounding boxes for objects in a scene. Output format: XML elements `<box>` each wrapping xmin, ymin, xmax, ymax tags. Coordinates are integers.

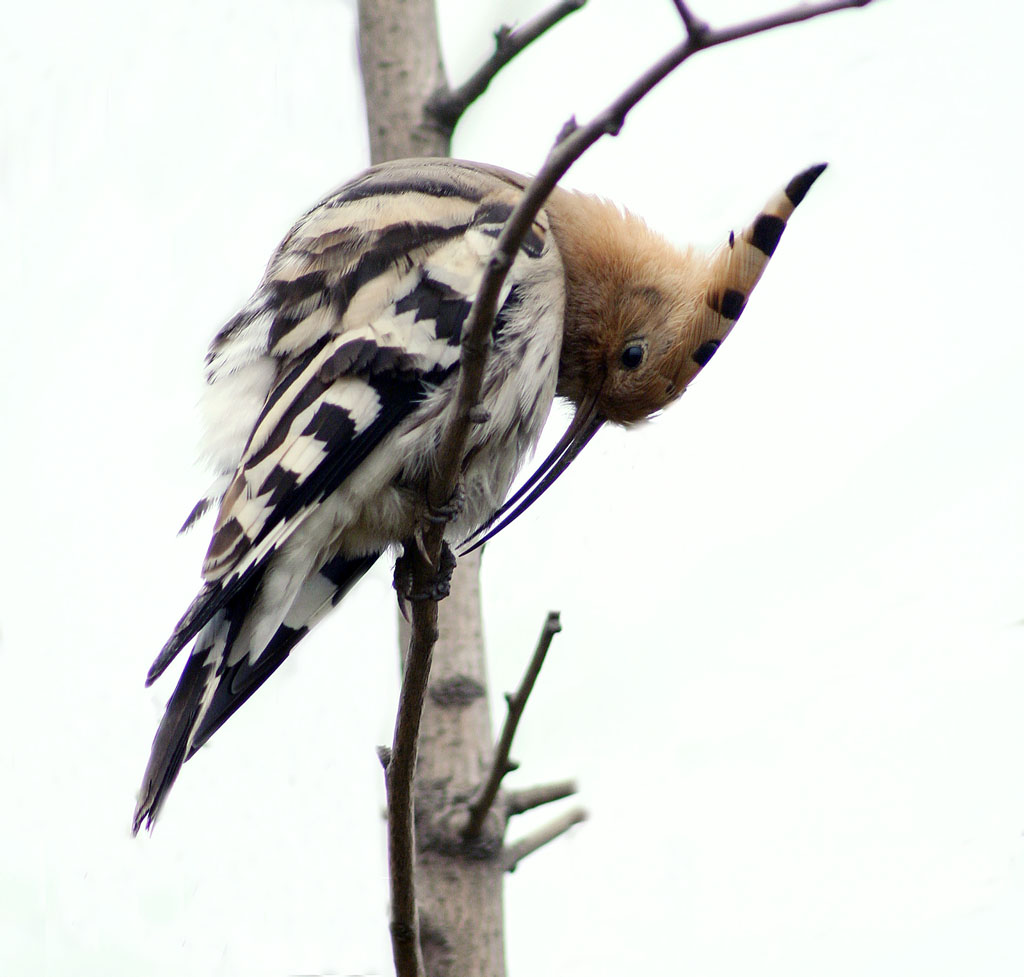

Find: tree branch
<box><xmin>426</xmin><ymin>1</ymin><xmax>587</xmax><ymax>131</ymax></box>
<box><xmin>452</xmin><ymin>0</ymin><xmax>878</xmax><ymax>313</ymax></box>
<box><xmin>391</xmin><ymin>0</ymin><xmax>877</xmax><ymax>968</ymax></box>
<box><xmin>385</xmin><ymin>591</ymin><xmax>438</xmax><ymax>977</ymax></box>
<box><xmin>427</xmin><ymin>0</ymin><xmax>878</xmax><ymax>531</ymax></box>
<box><xmin>507</xmin><ymin>779</ymin><xmax>579</xmax><ymax>816</ymax></box>
<box><xmin>503</xmin><ymin>808</ymin><xmax>589</xmax><ymax>872</ymax></box>
<box><xmin>463</xmin><ymin>612</ymin><xmax>563</xmax><ymax>839</ymax></box>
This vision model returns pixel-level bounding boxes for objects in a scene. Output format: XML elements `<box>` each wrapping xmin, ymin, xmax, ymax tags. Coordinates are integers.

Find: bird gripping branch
<box><xmin>133</xmin><ymin>157</ymin><xmax>826</xmax><ymax>832</ymax></box>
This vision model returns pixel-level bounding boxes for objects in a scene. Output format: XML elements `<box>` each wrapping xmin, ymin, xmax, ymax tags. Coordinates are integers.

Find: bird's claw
<box><xmin>412</xmin><ymin>541</ymin><xmax>457</xmax><ymax>601</ymax></box>
<box><xmin>425</xmin><ymin>479</ymin><xmax>466</xmax><ymax>524</ymax></box>
<box><xmin>393</xmin><ymin>551</ymin><xmax>414</xmax><ymax>621</ymax></box>
<box><xmin>393</xmin><ymin>540</ymin><xmax>458</xmax><ymax>609</ymax></box>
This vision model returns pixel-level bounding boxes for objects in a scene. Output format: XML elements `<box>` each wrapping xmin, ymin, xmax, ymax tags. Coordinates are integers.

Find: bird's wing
<box><xmin>147</xmin><ymin>159</ymin><xmax>551</xmax><ymax>685</ymax></box>
<box><xmin>135</xmin><ymin>161</ymin><xmax>556</xmax><ymax>832</ymax></box>
<box><xmin>203</xmin><ymin>162</ymin><xmax>547</xmax><ymax>587</ymax></box>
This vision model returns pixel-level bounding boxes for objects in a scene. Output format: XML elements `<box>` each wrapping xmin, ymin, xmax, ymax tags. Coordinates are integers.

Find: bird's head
<box><xmin>552</xmin><ymin>162</ymin><xmax>827</xmax><ymax>427</ymax></box>
<box><xmin>556</xmin><ymin>242</ymin><xmax>717</xmax><ymax>427</ymax></box>
<box><xmin>461</xmin><ymin>163</ymin><xmax>826</xmax><ymax>552</ymax></box>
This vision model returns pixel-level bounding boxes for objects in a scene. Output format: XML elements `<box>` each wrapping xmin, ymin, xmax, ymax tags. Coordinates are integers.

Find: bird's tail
<box><xmin>699</xmin><ymin>162</ymin><xmax>828</xmax><ymax>340</ymax></box>
<box><xmin>133</xmin><ymin>552</ymin><xmax>378</xmax><ymax>833</ymax></box>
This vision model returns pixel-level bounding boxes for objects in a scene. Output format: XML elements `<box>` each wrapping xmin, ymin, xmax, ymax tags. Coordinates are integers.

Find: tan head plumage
<box><xmin>546</xmin><ymin>163</ymin><xmax>827</xmax><ymax>426</ymax></box>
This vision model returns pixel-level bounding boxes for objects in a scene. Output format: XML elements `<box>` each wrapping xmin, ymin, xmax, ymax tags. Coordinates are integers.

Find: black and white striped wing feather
<box><xmin>134</xmin><ymin>160</ymin><xmax>563</xmax><ymax>831</ymax></box>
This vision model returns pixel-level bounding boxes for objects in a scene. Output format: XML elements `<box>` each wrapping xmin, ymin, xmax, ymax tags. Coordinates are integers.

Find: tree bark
<box><xmin>357</xmin><ymin>0</ymin><xmax>449</xmax><ymax>162</ymax></box>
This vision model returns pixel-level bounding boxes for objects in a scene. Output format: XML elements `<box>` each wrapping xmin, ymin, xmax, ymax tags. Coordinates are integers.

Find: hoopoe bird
<box><xmin>134</xmin><ymin>158</ymin><xmax>826</xmax><ymax>831</ymax></box>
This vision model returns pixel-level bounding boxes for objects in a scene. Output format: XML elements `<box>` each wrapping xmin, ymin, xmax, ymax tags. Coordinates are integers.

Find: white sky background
<box><xmin>2</xmin><ymin>0</ymin><xmax>1023</xmax><ymax>973</ymax></box>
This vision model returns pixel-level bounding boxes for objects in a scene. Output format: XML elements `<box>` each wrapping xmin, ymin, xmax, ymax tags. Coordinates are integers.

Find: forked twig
<box><xmin>427</xmin><ymin>0</ymin><xmax>587</xmax><ymax>129</ymax></box>
<box><xmin>671</xmin><ymin>0</ymin><xmax>708</xmax><ymax>37</ymax></box>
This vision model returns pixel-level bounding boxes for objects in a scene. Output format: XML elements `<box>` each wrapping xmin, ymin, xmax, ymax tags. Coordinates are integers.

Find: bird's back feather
<box><xmin>135</xmin><ymin>160</ymin><xmax>566</xmax><ymax>831</ymax></box>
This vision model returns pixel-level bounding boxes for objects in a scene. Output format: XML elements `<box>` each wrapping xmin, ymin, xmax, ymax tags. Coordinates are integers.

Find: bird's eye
<box><xmin>620</xmin><ymin>342</ymin><xmax>646</xmax><ymax>370</ymax></box>
<box><xmin>692</xmin><ymin>339</ymin><xmax>720</xmax><ymax>367</ymax></box>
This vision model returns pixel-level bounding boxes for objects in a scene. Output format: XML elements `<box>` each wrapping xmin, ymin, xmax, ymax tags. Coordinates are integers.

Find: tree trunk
<box><xmin>357</xmin><ymin>0</ymin><xmax>449</xmax><ymax>162</ymax></box>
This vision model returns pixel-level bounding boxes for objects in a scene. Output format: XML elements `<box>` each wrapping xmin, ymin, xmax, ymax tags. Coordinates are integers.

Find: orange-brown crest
<box><xmin>545</xmin><ymin>163</ymin><xmax>826</xmax><ymax>427</ymax></box>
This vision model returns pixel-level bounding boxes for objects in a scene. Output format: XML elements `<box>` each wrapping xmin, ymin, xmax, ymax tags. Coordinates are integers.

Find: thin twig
<box><xmin>503</xmin><ymin>808</ymin><xmax>589</xmax><ymax>872</ymax></box>
<box><xmin>670</xmin><ymin>0</ymin><xmax>708</xmax><ymax>38</ymax></box>
<box><xmin>507</xmin><ymin>779</ymin><xmax>578</xmax><ymax>816</ymax></box>
<box><xmin>463</xmin><ymin>612</ymin><xmax>563</xmax><ymax>839</ymax></box>
<box><xmin>427</xmin><ymin>1</ymin><xmax>587</xmax><ymax>129</ymax></box>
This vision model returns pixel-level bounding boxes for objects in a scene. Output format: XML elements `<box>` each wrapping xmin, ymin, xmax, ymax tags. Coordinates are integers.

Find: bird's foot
<box><xmin>424</xmin><ymin>540</ymin><xmax>458</xmax><ymax>601</ymax></box>
<box><xmin>424</xmin><ymin>478</ymin><xmax>466</xmax><ymax>525</ymax></box>
<box><xmin>393</xmin><ymin>540</ymin><xmax>458</xmax><ymax>617</ymax></box>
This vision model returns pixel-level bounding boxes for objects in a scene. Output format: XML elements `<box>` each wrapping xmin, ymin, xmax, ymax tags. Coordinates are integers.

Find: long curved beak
<box><xmin>460</xmin><ymin>393</ymin><xmax>604</xmax><ymax>554</ymax></box>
